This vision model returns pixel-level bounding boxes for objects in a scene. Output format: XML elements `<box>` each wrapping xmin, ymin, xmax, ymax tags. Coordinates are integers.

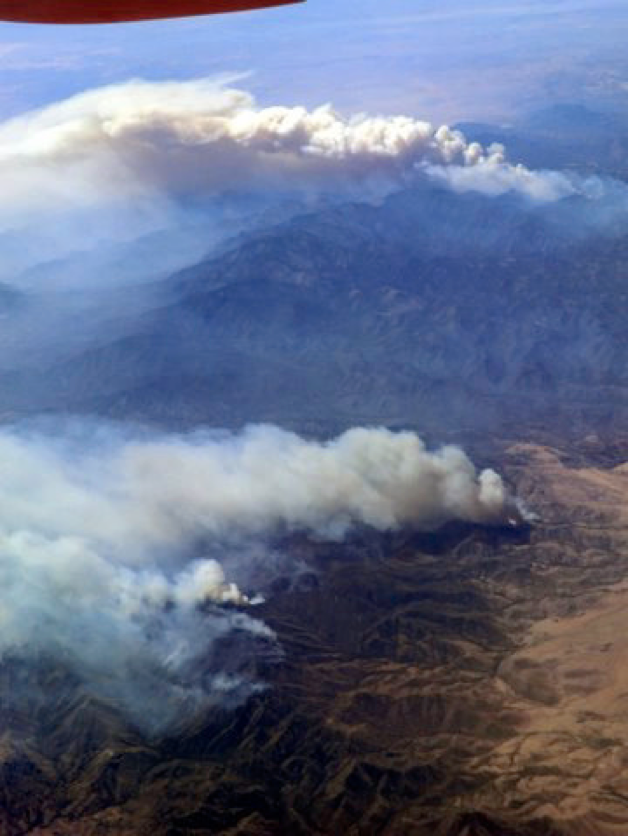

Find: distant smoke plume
<box><xmin>0</xmin><ymin>77</ymin><xmax>581</xmax><ymax>281</ymax></box>
<box><xmin>0</xmin><ymin>421</ymin><xmax>521</xmax><ymax>731</ymax></box>
<box><xmin>4</xmin><ymin>76</ymin><xmax>573</xmax><ymax>199</ymax></box>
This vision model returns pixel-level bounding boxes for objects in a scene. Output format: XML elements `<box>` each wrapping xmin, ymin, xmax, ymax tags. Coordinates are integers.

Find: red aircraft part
<box><xmin>0</xmin><ymin>0</ymin><xmax>302</xmax><ymax>23</ymax></box>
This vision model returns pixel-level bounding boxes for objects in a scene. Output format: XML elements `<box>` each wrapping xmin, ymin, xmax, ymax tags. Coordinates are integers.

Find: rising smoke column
<box><xmin>0</xmin><ymin>421</ymin><xmax>521</xmax><ymax>730</ymax></box>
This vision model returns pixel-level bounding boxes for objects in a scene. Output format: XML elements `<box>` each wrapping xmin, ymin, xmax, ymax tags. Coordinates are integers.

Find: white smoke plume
<box><xmin>0</xmin><ymin>77</ymin><xmax>563</xmax><ymax>203</ymax></box>
<box><xmin>0</xmin><ymin>77</ymin><xmax>578</xmax><ymax>280</ymax></box>
<box><xmin>0</xmin><ymin>421</ymin><xmax>521</xmax><ymax>730</ymax></box>
<box><xmin>425</xmin><ymin>159</ymin><xmax>577</xmax><ymax>202</ymax></box>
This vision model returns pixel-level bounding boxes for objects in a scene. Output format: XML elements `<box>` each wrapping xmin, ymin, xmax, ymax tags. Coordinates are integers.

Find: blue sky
<box><xmin>0</xmin><ymin>0</ymin><xmax>627</xmax><ymax>123</ymax></box>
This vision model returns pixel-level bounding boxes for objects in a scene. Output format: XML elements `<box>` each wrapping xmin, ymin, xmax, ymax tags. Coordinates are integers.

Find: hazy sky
<box><xmin>0</xmin><ymin>0</ymin><xmax>627</xmax><ymax>123</ymax></box>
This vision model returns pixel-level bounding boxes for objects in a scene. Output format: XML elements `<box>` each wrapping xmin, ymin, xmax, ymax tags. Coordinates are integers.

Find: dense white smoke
<box><xmin>0</xmin><ymin>77</ymin><xmax>565</xmax><ymax>203</ymax></box>
<box><xmin>0</xmin><ymin>77</ymin><xmax>578</xmax><ymax>281</ymax></box>
<box><xmin>426</xmin><ymin>160</ymin><xmax>577</xmax><ymax>202</ymax></box>
<box><xmin>0</xmin><ymin>421</ymin><xmax>521</xmax><ymax>730</ymax></box>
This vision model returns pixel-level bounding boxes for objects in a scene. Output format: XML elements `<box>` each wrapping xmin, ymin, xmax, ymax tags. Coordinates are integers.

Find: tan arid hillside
<box><xmin>2</xmin><ymin>437</ymin><xmax>627</xmax><ymax>835</ymax></box>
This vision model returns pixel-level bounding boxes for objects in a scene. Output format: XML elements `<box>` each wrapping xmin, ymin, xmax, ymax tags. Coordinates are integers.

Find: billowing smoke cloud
<box><xmin>425</xmin><ymin>159</ymin><xmax>577</xmax><ymax>202</ymax></box>
<box><xmin>0</xmin><ymin>77</ymin><xmax>567</xmax><ymax>203</ymax></box>
<box><xmin>0</xmin><ymin>421</ymin><xmax>522</xmax><ymax>731</ymax></box>
<box><xmin>0</xmin><ymin>77</ymin><xmax>580</xmax><ymax>283</ymax></box>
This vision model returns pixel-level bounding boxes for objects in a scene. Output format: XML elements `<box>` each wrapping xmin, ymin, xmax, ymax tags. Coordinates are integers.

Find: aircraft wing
<box><xmin>0</xmin><ymin>0</ymin><xmax>302</xmax><ymax>23</ymax></box>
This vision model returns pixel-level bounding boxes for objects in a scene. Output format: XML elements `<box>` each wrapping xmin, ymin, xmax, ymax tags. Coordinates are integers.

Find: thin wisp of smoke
<box><xmin>0</xmin><ymin>421</ymin><xmax>522</xmax><ymax>730</ymax></box>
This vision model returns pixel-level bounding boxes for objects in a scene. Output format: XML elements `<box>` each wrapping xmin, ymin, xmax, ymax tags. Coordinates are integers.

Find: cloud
<box><xmin>0</xmin><ymin>420</ymin><xmax>523</xmax><ymax>731</ymax></box>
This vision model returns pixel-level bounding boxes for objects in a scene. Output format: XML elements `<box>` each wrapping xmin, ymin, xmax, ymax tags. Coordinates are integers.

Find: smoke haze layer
<box><xmin>0</xmin><ymin>421</ymin><xmax>521</xmax><ymax>731</ymax></box>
